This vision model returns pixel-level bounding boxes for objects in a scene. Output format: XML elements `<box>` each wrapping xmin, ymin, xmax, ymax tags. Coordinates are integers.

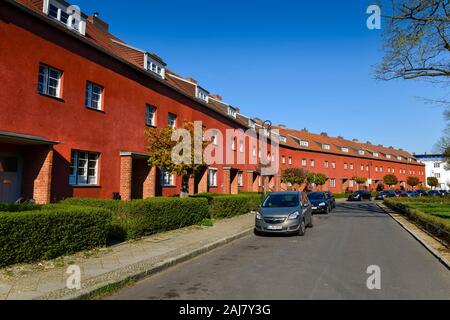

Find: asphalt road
<box><xmin>107</xmin><ymin>202</ymin><xmax>450</xmax><ymax>300</ymax></box>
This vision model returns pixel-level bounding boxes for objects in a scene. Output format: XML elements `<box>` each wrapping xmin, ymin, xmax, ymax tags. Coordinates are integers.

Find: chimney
<box><xmin>209</xmin><ymin>94</ymin><xmax>222</xmax><ymax>101</ymax></box>
<box><xmin>302</xmin><ymin>128</ymin><xmax>308</xmax><ymax>132</ymax></box>
<box><xmin>378</xmin><ymin>144</ymin><xmax>383</xmax><ymax>147</ymax></box>
<box><xmin>389</xmin><ymin>146</ymin><xmax>394</xmax><ymax>149</ymax></box>
<box><xmin>186</xmin><ymin>77</ymin><xmax>197</xmax><ymax>84</ymax></box>
<box><xmin>366</xmin><ymin>141</ymin><xmax>372</xmax><ymax>145</ymax></box>
<box><xmin>252</xmin><ymin>117</ymin><xmax>263</xmax><ymax>124</ymax></box>
<box><xmin>320</xmin><ymin>132</ymin><xmax>328</xmax><ymax>136</ymax></box>
<box><xmin>337</xmin><ymin>136</ymin><xmax>344</xmax><ymax>140</ymax></box>
<box><xmin>278</xmin><ymin>124</ymin><xmax>286</xmax><ymax>128</ymax></box>
<box><xmin>87</xmin><ymin>12</ymin><xmax>109</xmax><ymax>32</ymax></box>
<box><xmin>352</xmin><ymin>139</ymin><xmax>359</xmax><ymax>142</ymax></box>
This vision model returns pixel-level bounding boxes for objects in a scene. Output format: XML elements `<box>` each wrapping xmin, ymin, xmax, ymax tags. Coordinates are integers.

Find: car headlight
<box><xmin>256</xmin><ymin>212</ymin><xmax>262</xmax><ymax>220</ymax></box>
<box><xmin>319</xmin><ymin>202</ymin><xmax>326</xmax><ymax>206</ymax></box>
<box><xmin>288</xmin><ymin>211</ymin><xmax>300</xmax><ymax>220</ymax></box>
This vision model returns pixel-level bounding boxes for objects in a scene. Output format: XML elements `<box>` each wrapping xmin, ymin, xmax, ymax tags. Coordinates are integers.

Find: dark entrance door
<box><xmin>0</xmin><ymin>155</ymin><xmax>21</xmax><ymax>203</ymax></box>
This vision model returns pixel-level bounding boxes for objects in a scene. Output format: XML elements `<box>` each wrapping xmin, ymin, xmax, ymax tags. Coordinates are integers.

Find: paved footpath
<box><xmin>0</xmin><ymin>213</ymin><xmax>255</xmax><ymax>300</ymax></box>
<box><xmin>108</xmin><ymin>202</ymin><xmax>450</xmax><ymax>300</ymax></box>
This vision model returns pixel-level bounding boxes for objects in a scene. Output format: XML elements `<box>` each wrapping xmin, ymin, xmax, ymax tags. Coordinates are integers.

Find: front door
<box><xmin>0</xmin><ymin>156</ymin><xmax>21</xmax><ymax>203</ymax></box>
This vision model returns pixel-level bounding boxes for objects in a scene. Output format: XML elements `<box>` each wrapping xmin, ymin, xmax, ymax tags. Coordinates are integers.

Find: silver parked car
<box><xmin>254</xmin><ymin>191</ymin><xmax>313</xmax><ymax>236</ymax></box>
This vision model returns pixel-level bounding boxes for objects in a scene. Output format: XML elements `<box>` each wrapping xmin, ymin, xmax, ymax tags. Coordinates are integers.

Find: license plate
<box><xmin>267</xmin><ymin>225</ymin><xmax>283</xmax><ymax>230</ymax></box>
<box><xmin>312</xmin><ymin>207</ymin><xmax>318</xmax><ymax>210</ymax></box>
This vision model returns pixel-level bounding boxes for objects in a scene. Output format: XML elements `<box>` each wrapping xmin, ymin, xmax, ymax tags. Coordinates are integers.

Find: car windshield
<box><xmin>308</xmin><ymin>192</ymin><xmax>325</xmax><ymax>200</ymax></box>
<box><xmin>262</xmin><ymin>194</ymin><xmax>299</xmax><ymax>208</ymax></box>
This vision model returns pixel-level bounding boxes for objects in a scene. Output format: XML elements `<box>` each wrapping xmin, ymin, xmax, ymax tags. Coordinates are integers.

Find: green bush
<box><xmin>0</xmin><ymin>203</ymin><xmax>42</xmax><ymax>212</ymax></box>
<box><xmin>0</xmin><ymin>206</ymin><xmax>112</xmax><ymax>267</ymax></box>
<box><xmin>113</xmin><ymin>197</ymin><xmax>209</xmax><ymax>240</ymax></box>
<box><xmin>60</xmin><ymin>198</ymin><xmax>121</xmax><ymax>212</ymax></box>
<box><xmin>208</xmin><ymin>194</ymin><xmax>261</xmax><ymax>219</ymax></box>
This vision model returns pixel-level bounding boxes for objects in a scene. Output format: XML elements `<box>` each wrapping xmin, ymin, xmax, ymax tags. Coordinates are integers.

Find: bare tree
<box><xmin>376</xmin><ymin>0</ymin><xmax>450</xmax><ymax>83</ymax></box>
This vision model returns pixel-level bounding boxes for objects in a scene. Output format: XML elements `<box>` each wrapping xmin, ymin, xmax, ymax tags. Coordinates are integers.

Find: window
<box><xmin>397</xmin><ymin>156</ymin><xmax>402</xmax><ymax>161</ymax></box>
<box><xmin>434</xmin><ymin>162</ymin><xmax>441</xmax><ymax>168</ymax></box>
<box><xmin>239</xmin><ymin>140</ymin><xmax>244</xmax><ymax>153</ymax></box>
<box><xmin>388</xmin><ymin>168</ymin><xmax>391</xmax><ymax>173</ymax></box>
<box><xmin>386</xmin><ymin>154</ymin><xmax>392</xmax><ymax>159</ymax></box>
<box><xmin>288</xmin><ymin>157</ymin><xmax>292</xmax><ymax>165</ymax></box>
<box><xmin>258</xmin><ymin>176</ymin><xmax>262</xmax><ymax>187</ymax></box>
<box><xmin>380</xmin><ymin>166</ymin><xmax>383</xmax><ymax>172</ymax></box>
<box><xmin>341</xmin><ymin>147</ymin><xmax>349</xmax><ymax>153</ymax></box>
<box><xmin>252</xmin><ymin>146</ymin><xmax>257</xmax><ymax>157</ymax></box>
<box><xmin>349</xmin><ymin>180</ymin><xmax>354</xmax><ymax>188</ymax></box>
<box><xmin>435</xmin><ymin>173</ymin><xmax>441</xmax><ymax>178</ymax></box>
<box><xmin>248</xmin><ymin>119</ymin><xmax>256</xmax><ymax>129</ymax></box>
<box><xmin>358</xmin><ymin>150</ymin><xmax>365</xmax><ymax>155</ymax></box>
<box><xmin>310</xmin><ymin>160</ymin><xmax>315</xmax><ymax>167</ymax></box>
<box><xmin>146</xmin><ymin>55</ymin><xmax>165</xmax><ymax>78</ymax></box>
<box><xmin>366</xmin><ymin>165</ymin><xmax>369</xmax><ymax>171</ymax></box>
<box><xmin>392</xmin><ymin>168</ymin><xmax>395</xmax><ymax>173</ymax></box>
<box><xmin>197</xmin><ymin>88</ymin><xmax>209</xmax><ymax>102</ymax></box>
<box><xmin>280</xmin><ymin>135</ymin><xmax>287</xmax><ymax>143</ymax></box>
<box><xmin>375</xmin><ymin>166</ymin><xmax>378</xmax><ymax>172</ymax></box>
<box><xmin>322</xmin><ymin>144</ymin><xmax>330</xmax><ymax>150</ymax></box>
<box><xmin>332</xmin><ymin>161</ymin><xmax>336</xmax><ymax>169</ymax></box>
<box><xmin>330</xmin><ymin>179</ymin><xmax>336</xmax><ymax>188</ymax></box>
<box><xmin>161</xmin><ymin>169</ymin><xmax>175</xmax><ymax>186</ymax></box>
<box><xmin>232</xmin><ymin>139</ymin><xmax>236</xmax><ymax>151</ymax></box>
<box><xmin>146</xmin><ymin>105</ymin><xmax>156</xmax><ymax>126</ymax></box>
<box><xmin>361</xmin><ymin>165</ymin><xmax>364</xmax><ymax>171</ymax></box>
<box><xmin>344</xmin><ymin>163</ymin><xmax>348</xmax><ymax>170</ymax></box>
<box><xmin>47</xmin><ymin>2</ymin><xmax>84</xmax><ymax>34</ymax></box>
<box><xmin>300</xmin><ymin>140</ymin><xmax>309</xmax><ymax>147</ymax></box>
<box><xmin>227</xmin><ymin>107</ymin><xmax>237</xmax><ymax>118</ymax></box>
<box><xmin>168</xmin><ymin>113</ymin><xmax>177</xmax><ymax>128</ymax></box>
<box><xmin>238</xmin><ymin>173</ymin><xmax>243</xmax><ymax>187</ymax></box>
<box><xmin>302</xmin><ymin>159</ymin><xmax>307</xmax><ymax>167</ymax></box>
<box><xmin>208</xmin><ymin>169</ymin><xmax>218</xmax><ymax>187</ymax></box>
<box><xmin>38</xmin><ymin>64</ymin><xmax>62</xmax><ymax>98</ymax></box>
<box><xmin>211</xmin><ymin>129</ymin><xmax>218</xmax><ymax>145</ymax></box>
<box><xmin>350</xmin><ymin>163</ymin><xmax>354</xmax><ymax>170</ymax></box>
<box><xmin>373</xmin><ymin>152</ymin><xmax>379</xmax><ymax>157</ymax></box>
<box><xmin>282</xmin><ymin>156</ymin><xmax>286</xmax><ymax>164</ymax></box>
<box><xmin>85</xmin><ymin>82</ymin><xmax>103</xmax><ymax>110</ymax></box>
<box><xmin>324</xmin><ymin>161</ymin><xmax>329</xmax><ymax>168</ymax></box>
<box><xmin>69</xmin><ymin>150</ymin><xmax>99</xmax><ymax>185</ymax></box>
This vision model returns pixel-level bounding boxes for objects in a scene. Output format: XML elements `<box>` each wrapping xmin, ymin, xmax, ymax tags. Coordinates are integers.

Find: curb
<box><xmin>35</xmin><ymin>227</ymin><xmax>253</xmax><ymax>300</ymax></box>
<box><xmin>377</xmin><ymin>203</ymin><xmax>450</xmax><ymax>270</ymax></box>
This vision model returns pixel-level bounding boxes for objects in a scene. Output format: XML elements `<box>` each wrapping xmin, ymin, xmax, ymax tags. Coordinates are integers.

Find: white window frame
<box><xmin>145</xmin><ymin>54</ymin><xmax>165</xmax><ymax>79</ymax></box>
<box><xmin>208</xmin><ymin>168</ymin><xmax>218</xmax><ymax>187</ymax></box>
<box><xmin>324</xmin><ymin>161</ymin><xmax>329</xmax><ymax>168</ymax></box>
<box><xmin>288</xmin><ymin>157</ymin><xmax>292</xmax><ymax>165</ymax></box>
<box><xmin>302</xmin><ymin>159</ymin><xmax>307</xmax><ymax>167</ymax></box>
<box><xmin>69</xmin><ymin>150</ymin><xmax>99</xmax><ymax>186</ymax></box>
<box><xmin>330</xmin><ymin>179</ymin><xmax>336</xmax><ymax>188</ymax></box>
<box><xmin>38</xmin><ymin>64</ymin><xmax>62</xmax><ymax>98</ymax></box>
<box><xmin>196</xmin><ymin>88</ymin><xmax>209</xmax><ymax>102</ymax></box>
<box><xmin>227</xmin><ymin>107</ymin><xmax>237</xmax><ymax>118</ymax></box>
<box><xmin>238</xmin><ymin>172</ymin><xmax>243</xmax><ymax>187</ymax></box>
<box><xmin>85</xmin><ymin>81</ymin><xmax>103</xmax><ymax>110</ymax></box>
<box><xmin>358</xmin><ymin>150</ymin><xmax>365</xmax><ymax>155</ymax></box>
<box><xmin>322</xmin><ymin>144</ymin><xmax>330</xmax><ymax>150</ymax></box>
<box><xmin>344</xmin><ymin>163</ymin><xmax>348</xmax><ymax>170</ymax></box>
<box><xmin>282</xmin><ymin>156</ymin><xmax>286</xmax><ymax>164</ymax></box>
<box><xmin>373</xmin><ymin>152</ymin><xmax>379</xmax><ymax>157</ymax></box>
<box><xmin>332</xmin><ymin>161</ymin><xmax>336</xmax><ymax>169</ymax></box>
<box><xmin>341</xmin><ymin>147</ymin><xmax>349</xmax><ymax>153</ymax></box>
<box><xmin>310</xmin><ymin>160</ymin><xmax>315</xmax><ymax>167</ymax></box>
<box><xmin>280</xmin><ymin>136</ymin><xmax>287</xmax><ymax>143</ymax></box>
<box><xmin>168</xmin><ymin>113</ymin><xmax>177</xmax><ymax>129</ymax></box>
<box><xmin>146</xmin><ymin>105</ymin><xmax>157</xmax><ymax>126</ymax></box>
<box><xmin>300</xmin><ymin>140</ymin><xmax>309</xmax><ymax>147</ymax></box>
<box><xmin>161</xmin><ymin>169</ymin><xmax>175</xmax><ymax>187</ymax></box>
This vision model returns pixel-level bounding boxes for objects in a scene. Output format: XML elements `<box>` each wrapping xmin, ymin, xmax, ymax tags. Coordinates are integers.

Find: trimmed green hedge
<box><xmin>0</xmin><ymin>203</ymin><xmax>42</xmax><ymax>212</ymax></box>
<box><xmin>114</xmin><ymin>198</ymin><xmax>209</xmax><ymax>239</ymax></box>
<box><xmin>0</xmin><ymin>206</ymin><xmax>111</xmax><ymax>267</ymax></box>
<box><xmin>207</xmin><ymin>194</ymin><xmax>261</xmax><ymax>219</ymax></box>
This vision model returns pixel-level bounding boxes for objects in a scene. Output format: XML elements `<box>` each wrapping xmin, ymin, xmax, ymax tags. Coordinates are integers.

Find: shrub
<box><xmin>113</xmin><ymin>197</ymin><xmax>209</xmax><ymax>240</ymax></box>
<box><xmin>208</xmin><ymin>194</ymin><xmax>261</xmax><ymax>219</ymax></box>
<box><xmin>0</xmin><ymin>203</ymin><xmax>42</xmax><ymax>212</ymax></box>
<box><xmin>0</xmin><ymin>206</ymin><xmax>112</xmax><ymax>267</ymax></box>
<box><xmin>60</xmin><ymin>198</ymin><xmax>121</xmax><ymax>212</ymax></box>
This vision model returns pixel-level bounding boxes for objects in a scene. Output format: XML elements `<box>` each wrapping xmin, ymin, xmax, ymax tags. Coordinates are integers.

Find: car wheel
<box><xmin>298</xmin><ymin>219</ymin><xmax>306</xmax><ymax>236</ymax></box>
<box><xmin>254</xmin><ymin>229</ymin><xmax>261</xmax><ymax>236</ymax></box>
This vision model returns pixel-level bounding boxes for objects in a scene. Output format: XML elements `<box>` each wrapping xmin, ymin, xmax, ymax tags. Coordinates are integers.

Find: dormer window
<box><xmin>44</xmin><ymin>1</ymin><xmax>86</xmax><ymax>35</ymax></box>
<box><xmin>196</xmin><ymin>88</ymin><xmax>209</xmax><ymax>102</ymax></box>
<box><xmin>408</xmin><ymin>158</ymin><xmax>412</xmax><ymax>162</ymax></box>
<box><xmin>358</xmin><ymin>150</ymin><xmax>365</xmax><ymax>155</ymax></box>
<box><xmin>322</xmin><ymin>144</ymin><xmax>330</xmax><ymax>150</ymax></box>
<box><xmin>386</xmin><ymin>154</ymin><xmax>392</xmax><ymax>159</ymax></box>
<box><xmin>373</xmin><ymin>152</ymin><xmax>379</xmax><ymax>157</ymax></box>
<box><xmin>397</xmin><ymin>156</ymin><xmax>402</xmax><ymax>161</ymax></box>
<box><xmin>248</xmin><ymin>119</ymin><xmax>256</xmax><ymax>129</ymax></box>
<box><xmin>279</xmin><ymin>135</ymin><xmax>287</xmax><ymax>143</ymax></box>
<box><xmin>227</xmin><ymin>107</ymin><xmax>237</xmax><ymax>118</ymax></box>
<box><xmin>300</xmin><ymin>140</ymin><xmax>309</xmax><ymax>147</ymax></box>
<box><xmin>145</xmin><ymin>54</ymin><xmax>165</xmax><ymax>78</ymax></box>
<box><xmin>341</xmin><ymin>147</ymin><xmax>349</xmax><ymax>153</ymax></box>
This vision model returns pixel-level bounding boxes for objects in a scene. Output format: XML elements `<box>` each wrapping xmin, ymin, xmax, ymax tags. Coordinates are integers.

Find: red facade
<box><xmin>0</xmin><ymin>0</ymin><xmax>425</xmax><ymax>203</ymax></box>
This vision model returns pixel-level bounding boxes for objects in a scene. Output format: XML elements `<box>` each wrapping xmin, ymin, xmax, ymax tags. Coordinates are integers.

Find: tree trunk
<box><xmin>180</xmin><ymin>175</ymin><xmax>189</xmax><ymax>198</ymax></box>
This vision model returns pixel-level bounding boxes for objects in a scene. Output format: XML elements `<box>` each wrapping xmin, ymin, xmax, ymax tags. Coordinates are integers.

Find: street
<box><xmin>107</xmin><ymin>202</ymin><xmax>450</xmax><ymax>300</ymax></box>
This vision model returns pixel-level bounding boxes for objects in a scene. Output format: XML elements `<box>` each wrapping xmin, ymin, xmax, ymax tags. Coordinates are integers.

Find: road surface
<box><xmin>107</xmin><ymin>202</ymin><xmax>450</xmax><ymax>300</ymax></box>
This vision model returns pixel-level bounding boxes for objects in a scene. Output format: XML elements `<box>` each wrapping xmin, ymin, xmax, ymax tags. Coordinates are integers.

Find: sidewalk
<box><xmin>0</xmin><ymin>213</ymin><xmax>255</xmax><ymax>300</ymax></box>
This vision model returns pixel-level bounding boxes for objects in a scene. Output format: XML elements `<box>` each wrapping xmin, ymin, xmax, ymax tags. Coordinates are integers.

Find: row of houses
<box><xmin>0</xmin><ymin>0</ymin><xmax>426</xmax><ymax>204</ymax></box>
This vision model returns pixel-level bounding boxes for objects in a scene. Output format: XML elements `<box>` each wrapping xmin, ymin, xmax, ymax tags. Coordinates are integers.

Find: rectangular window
<box><xmin>349</xmin><ymin>180</ymin><xmax>354</xmax><ymax>187</ymax></box>
<box><xmin>288</xmin><ymin>157</ymin><xmax>292</xmax><ymax>165</ymax></box>
<box><xmin>38</xmin><ymin>64</ymin><xmax>62</xmax><ymax>98</ymax></box>
<box><xmin>282</xmin><ymin>156</ymin><xmax>286</xmax><ymax>164</ymax></box>
<box><xmin>350</xmin><ymin>163</ymin><xmax>354</xmax><ymax>170</ymax></box>
<box><xmin>208</xmin><ymin>169</ymin><xmax>218</xmax><ymax>187</ymax></box>
<box><xmin>300</xmin><ymin>140</ymin><xmax>309</xmax><ymax>147</ymax></box>
<box><xmin>380</xmin><ymin>166</ymin><xmax>383</xmax><ymax>172</ymax></box>
<box><xmin>324</xmin><ymin>161</ymin><xmax>329</xmax><ymax>168</ymax></box>
<box><xmin>322</xmin><ymin>144</ymin><xmax>330</xmax><ymax>150</ymax></box>
<box><xmin>69</xmin><ymin>150</ymin><xmax>99</xmax><ymax>185</ymax></box>
<box><xmin>239</xmin><ymin>140</ymin><xmax>244</xmax><ymax>153</ymax></box>
<box><xmin>330</xmin><ymin>179</ymin><xmax>336</xmax><ymax>188</ymax></box>
<box><xmin>332</xmin><ymin>161</ymin><xmax>336</xmax><ymax>169</ymax></box>
<box><xmin>344</xmin><ymin>163</ymin><xmax>348</xmax><ymax>170</ymax></box>
<box><xmin>435</xmin><ymin>173</ymin><xmax>441</xmax><ymax>178</ymax></box>
<box><xmin>366</xmin><ymin>165</ymin><xmax>369</xmax><ymax>171</ymax></box>
<box><xmin>161</xmin><ymin>169</ymin><xmax>175</xmax><ymax>186</ymax></box>
<box><xmin>302</xmin><ymin>159</ymin><xmax>307</xmax><ymax>167</ymax></box>
<box><xmin>85</xmin><ymin>82</ymin><xmax>103</xmax><ymax>110</ymax></box>
<box><xmin>168</xmin><ymin>113</ymin><xmax>177</xmax><ymax>128</ymax></box>
<box><xmin>373</xmin><ymin>152</ymin><xmax>379</xmax><ymax>157</ymax></box>
<box><xmin>227</xmin><ymin>107</ymin><xmax>237</xmax><ymax>118</ymax></box>
<box><xmin>146</xmin><ymin>105</ymin><xmax>156</xmax><ymax>126</ymax></box>
<box><xmin>279</xmin><ymin>135</ymin><xmax>287</xmax><ymax>143</ymax></box>
<box><xmin>386</xmin><ymin>154</ymin><xmax>391</xmax><ymax>159</ymax></box>
<box><xmin>358</xmin><ymin>150</ymin><xmax>365</xmax><ymax>155</ymax></box>
<box><xmin>341</xmin><ymin>147</ymin><xmax>349</xmax><ymax>153</ymax></box>
<box><xmin>252</xmin><ymin>146</ymin><xmax>257</xmax><ymax>157</ymax></box>
<box><xmin>238</xmin><ymin>173</ymin><xmax>243</xmax><ymax>187</ymax></box>
<box><xmin>434</xmin><ymin>163</ymin><xmax>440</xmax><ymax>168</ymax></box>
<box><xmin>310</xmin><ymin>160</ymin><xmax>315</xmax><ymax>167</ymax></box>
<box><xmin>361</xmin><ymin>165</ymin><xmax>364</xmax><ymax>171</ymax></box>
<box><xmin>375</xmin><ymin>166</ymin><xmax>378</xmax><ymax>172</ymax></box>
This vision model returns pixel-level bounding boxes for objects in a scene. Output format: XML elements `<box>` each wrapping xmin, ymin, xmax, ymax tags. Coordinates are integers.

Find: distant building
<box><xmin>415</xmin><ymin>154</ymin><xmax>450</xmax><ymax>190</ymax></box>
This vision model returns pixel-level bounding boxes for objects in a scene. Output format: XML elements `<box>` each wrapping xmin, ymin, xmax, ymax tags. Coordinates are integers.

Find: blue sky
<box><xmin>74</xmin><ymin>0</ymin><xmax>448</xmax><ymax>153</ymax></box>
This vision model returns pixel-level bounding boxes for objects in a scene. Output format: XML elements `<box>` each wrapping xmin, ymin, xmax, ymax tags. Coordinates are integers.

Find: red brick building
<box><xmin>0</xmin><ymin>0</ymin><xmax>425</xmax><ymax>203</ymax></box>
